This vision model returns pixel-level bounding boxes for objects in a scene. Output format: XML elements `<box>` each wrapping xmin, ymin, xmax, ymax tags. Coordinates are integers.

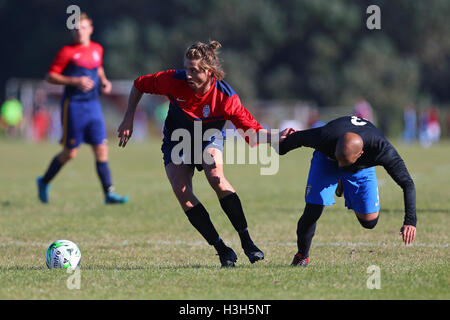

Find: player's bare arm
<box><xmin>118</xmin><ymin>85</ymin><xmax>143</xmax><ymax>147</ymax></box>
<box><xmin>381</xmin><ymin>152</ymin><xmax>417</xmax><ymax>245</ymax></box>
<box><xmin>46</xmin><ymin>72</ymin><xmax>95</xmax><ymax>93</ymax></box>
<box><xmin>255</xmin><ymin>128</ymin><xmax>295</xmax><ymax>146</ymax></box>
<box><xmin>97</xmin><ymin>66</ymin><xmax>112</xmax><ymax>94</ymax></box>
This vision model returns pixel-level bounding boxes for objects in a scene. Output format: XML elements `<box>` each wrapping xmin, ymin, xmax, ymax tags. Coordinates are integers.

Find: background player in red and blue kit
<box><xmin>37</xmin><ymin>13</ymin><xmax>128</xmax><ymax>204</ymax></box>
<box><xmin>118</xmin><ymin>41</ymin><xmax>292</xmax><ymax>267</ymax></box>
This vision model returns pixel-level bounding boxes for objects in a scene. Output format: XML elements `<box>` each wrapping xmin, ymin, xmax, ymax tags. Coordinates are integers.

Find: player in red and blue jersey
<box><xmin>118</xmin><ymin>41</ymin><xmax>292</xmax><ymax>267</ymax></box>
<box><xmin>37</xmin><ymin>13</ymin><xmax>128</xmax><ymax>204</ymax></box>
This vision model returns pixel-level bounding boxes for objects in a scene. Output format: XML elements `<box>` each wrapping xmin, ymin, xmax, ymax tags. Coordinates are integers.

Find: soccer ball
<box><xmin>45</xmin><ymin>240</ymin><xmax>81</xmax><ymax>270</ymax></box>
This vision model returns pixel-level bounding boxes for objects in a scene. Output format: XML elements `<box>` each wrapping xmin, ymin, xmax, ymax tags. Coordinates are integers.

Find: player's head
<box><xmin>335</xmin><ymin>132</ymin><xmax>364</xmax><ymax>167</ymax></box>
<box><xmin>72</xmin><ymin>12</ymin><xmax>93</xmax><ymax>45</ymax></box>
<box><xmin>184</xmin><ymin>40</ymin><xmax>225</xmax><ymax>92</ymax></box>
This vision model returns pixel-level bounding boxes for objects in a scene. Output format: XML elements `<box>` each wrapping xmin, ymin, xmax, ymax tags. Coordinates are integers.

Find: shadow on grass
<box><xmin>381</xmin><ymin>208</ymin><xmax>450</xmax><ymax>214</ymax></box>
<box><xmin>0</xmin><ymin>263</ymin><xmax>301</xmax><ymax>271</ymax></box>
<box><xmin>272</xmin><ymin>207</ymin><xmax>450</xmax><ymax>214</ymax></box>
<box><xmin>51</xmin><ymin>263</ymin><xmax>297</xmax><ymax>271</ymax></box>
<box><xmin>79</xmin><ymin>264</ymin><xmax>230</xmax><ymax>270</ymax></box>
<box><xmin>0</xmin><ymin>266</ymin><xmax>47</xmax><ymax>271</ymax></box>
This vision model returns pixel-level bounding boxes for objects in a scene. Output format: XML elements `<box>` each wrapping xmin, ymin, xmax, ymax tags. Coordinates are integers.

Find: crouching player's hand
<box><xmin>400</xmin><ymin>225</ymin><xmax>416</xmax><ymax>245</ymax></box>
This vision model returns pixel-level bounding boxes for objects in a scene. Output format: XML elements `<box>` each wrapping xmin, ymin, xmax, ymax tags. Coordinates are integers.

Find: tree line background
<box><xmin>2</xmin><ymin>0</ymin><xmax>449</xmax><ymax>135</ymax></box>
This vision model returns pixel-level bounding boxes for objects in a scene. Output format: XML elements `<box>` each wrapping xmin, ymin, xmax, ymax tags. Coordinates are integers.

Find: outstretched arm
<box><xmin>277</xmin><ymin>128</ymin><xmax>321</xmax><ymax>155</ymax></box>
<box><xmin>250</xmin><ymin>128</ymin><xmax>296</xmax><ymax>146</ymax></box>
<box><xmin>118</xmin><ymin>71</ymin><xmax>174</xmax><ymax>147</ymax></box>
<box><xmin>117</xmin><ymin>85</ymin><xmax>143</xmax><ymax>148</ymax></box>
<box><xmin>380</xmin><ymin>148</ymin><xmax>417</xmax><ymax>245</ymax></box>
<box><xmin>225</xmin><ymin>96</ymin><xmax>295</xmax><ymax>147</ymax></box>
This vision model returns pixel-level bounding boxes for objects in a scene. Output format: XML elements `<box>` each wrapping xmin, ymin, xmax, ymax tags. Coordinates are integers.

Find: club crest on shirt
<box><xmin>305</xmin><ymin>185</ymin><xmax>312</xmax><ymax>197</ymax></box>
<box><xmin>202</xmin><ymin>105</ymin><xmax>210</xmax><ymax>118</ymax></box>
<box><xmin>92</xmin><ymin>50</ymin><xmax>100</xmax><ymax>62</ymax></box>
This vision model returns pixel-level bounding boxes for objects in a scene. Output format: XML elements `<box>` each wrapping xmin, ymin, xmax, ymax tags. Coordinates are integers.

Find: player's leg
<box><xmin>165</xmin><ymin>162</ymin><xmax>198</xmax><ymax>211</ymax></box>
<box><xmin>91</xmin><ymin>143</ymin><xmax>128</xmax><ymax>204</ymax></box>
<box><xmin>42</xmin><ymin>146</ymin><xmax>79</xmax><ymax>181</ymax></box>
<box><xmin>165</xmin><ymin>162</ymin><xmax>236</xmax><ymax>267</ymax></box>
<box><xmin>85</xmin><ymin>100</ymin><xmax>128</xmax><ymax>204</ymax></box>
<box><xmin>37</xmin><ymin>147</ymin><xmax>78</xmax><ymax>203</ymax></box>
<box><xmin>293</xmin><ymin>151</ymin><xmax>339</xmax><ymax>266</ymax></box>
<box><xmin>340</xmin><ymin>166</ymin><xmax>380</xmax><ymax>229</ymax></box>
<box><xmin>203</xmin><ymin>147</ymin><xmax>264</xmax><ymax>264</ymax></box>
<box><xmin>355</xmin><ymin>211</ymin><xmax>379</xmax><ymax>229</ymax></box>
<box><xmin>293</xmin><ymin>203</ymin><xmax>325</xmax><ymax>266</ymax></box>
<box><xmin>335</xmin><ymin>178</ymin><xmax>343</xmax><ymax>197</ymax></box>
<box><xmin>37</xmin><ymin>98</ymin><xmax>82</xmax><ymax>203</ymax></box>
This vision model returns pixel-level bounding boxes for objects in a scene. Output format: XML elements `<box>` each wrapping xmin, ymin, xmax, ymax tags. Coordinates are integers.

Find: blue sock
<box><xmin>42</xmin><ymin>156</ymin><xmax>64</xmax><ymax>184</ymax></box>
<box><xmin>96</xmin><ymin>161</ymin><xmax>112</xmax><ymax>195</ymax></box>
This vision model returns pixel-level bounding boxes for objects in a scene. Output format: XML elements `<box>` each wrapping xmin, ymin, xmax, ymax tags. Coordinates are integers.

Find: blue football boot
<box><xmin>105</xmin><ymin>192</ymin><xmax>129</xmax><ymax>204</ymax></box>
<box><xmin>36</xmin><ymin>176</ymin><xmax>50</xmax><ymax>203</ymax></box>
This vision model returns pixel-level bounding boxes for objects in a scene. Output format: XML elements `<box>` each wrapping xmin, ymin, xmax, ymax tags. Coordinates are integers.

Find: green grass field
<box><xmin>0</xmin><ymin>138</ymin><xmax>448</xmax><ymax>300</ymax></box>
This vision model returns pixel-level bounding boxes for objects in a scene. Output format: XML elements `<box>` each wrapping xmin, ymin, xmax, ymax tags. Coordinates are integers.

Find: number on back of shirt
<box><xmin>351</xmin><ymin>116</ymin><xmax>367</xmax><ymax>126</ymax></box>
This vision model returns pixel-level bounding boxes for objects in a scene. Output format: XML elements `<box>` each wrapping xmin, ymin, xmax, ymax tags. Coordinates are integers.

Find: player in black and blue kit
<box><xmin>36</xmin><ymin>13</ymin><xmax>127</xmax><ymax>204</ymax></box>
<box><xmin>279</xmin><ymin>116</ymin><xmax>417</xmax><ymax>266</ymax></box>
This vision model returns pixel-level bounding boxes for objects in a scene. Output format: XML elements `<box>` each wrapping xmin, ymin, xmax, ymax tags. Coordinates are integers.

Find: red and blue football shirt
<box><xmin>49</xmin><ymin>41</ymin><xmax>103</xmax><ymax>101</ymax></box>
<box><xmin>134</xmin><ymin>70</ymin><xmax>263</xmax><ymax>144</ymax></box>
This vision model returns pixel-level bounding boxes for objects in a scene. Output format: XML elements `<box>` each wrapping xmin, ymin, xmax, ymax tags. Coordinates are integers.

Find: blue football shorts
<box><xmin>60</xmin><ymin>98</ymin><xmax>107</xmax><ymax>149</ymax></box>
<box><xmin>305</xmin><ymin>151</ymin><xmax>380</xmax><ymax>214</ymax></box>
<box><xmin>161</xmin><ymin>132</ymin><xmax>225</xmax><ymax>171</ymax></box>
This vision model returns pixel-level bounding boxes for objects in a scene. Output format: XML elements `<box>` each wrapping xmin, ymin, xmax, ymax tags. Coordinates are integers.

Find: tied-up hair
<box><xmin>185</xmin><ymin>40</ymin><xmax>225</xmax><ymax>81</ymax></box>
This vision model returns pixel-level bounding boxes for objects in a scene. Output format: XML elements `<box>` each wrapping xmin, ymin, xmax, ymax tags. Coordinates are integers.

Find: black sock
<box><xmin>96</xmin><ymin>161</ymin><xmax>112</xmax><ymax>195</ymax></box>
<box><xmin>297</xmin><ymin>203</ymin><xmax>325</xmax><ymax>257</ymax></box>
<box><xmin>213</xmin><ymin>239</ymin><xmax>228</xmax><ymax>254</ymax></box>
<box><xmin>219</xmin><ymin>192</ymin><xmax>248</xmax><ymax>233</ymax></box>
<box><xmin>238</xmin><ymin>228</ymin><xmax>252</xmax><ymax>245</ymax></box>
<box><xmin>184</xmin><ymin>203</ymin><xmax>220</xmax><ymax>246</ymax></box>
<box><xmin>42</xmin><ymin>156</ymin><xmax>64</xmax><ymax>184</ymax></box>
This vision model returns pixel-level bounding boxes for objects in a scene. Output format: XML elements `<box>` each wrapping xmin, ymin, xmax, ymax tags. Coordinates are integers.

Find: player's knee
<box><xmin>170</xmin><ymin>180</ymin><xmax>193</xmax><ymax>203</ymax></box>
<box><xmin>207</xmin><ymin>175</ymin><xmax>221</xmax><ymax>190</ymax></box>
<box><xmin>206</xmin><ymin>174</ymin><xmax>228</xmax><ymax>193</ymax></box>
<box><xmin>172</xmin><ymin>183</ymin><xmax>189</xmax><ymax>198</ymax></box>
<box><xmin>357</xmin><ymin>216</ymin><xmax>379</xmax><ymax>229</ymax></box>
<box><xmin>172</xmin><ymin>186</ymin><xmax>197</xmax><ymax>212</ymax></box>
<box><xmin>59</xmin><ymin>148</ymin><xmax>78</xmax><ymax>162</ymax></box>
<box><xmin>93</xmin><ymin>144</ymin><xmax>108</xmax><ymax>162</ymax></box>
<box><xmin>68</xmin><ymin>149</ymin><xmax>78</xmax><ymax>160</ymax></box>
